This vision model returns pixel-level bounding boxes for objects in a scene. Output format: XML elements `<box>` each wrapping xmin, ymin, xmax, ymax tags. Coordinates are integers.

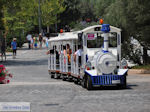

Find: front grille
<box><xmin>91</xmin><ymin>75</ymin><xmax>124</xmax><ymax>85</ymax></box>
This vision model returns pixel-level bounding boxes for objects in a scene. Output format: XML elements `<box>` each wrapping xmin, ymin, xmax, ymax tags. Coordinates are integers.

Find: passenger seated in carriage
<box><xmin>46</xmin><ymin>45</ymin><xmax>59</xmax><ymax>63</ymax></box>
<box><xmin>62</xmin><ymin>45</ymin><xmax>67</xmax><ymax>64</ymax></box>
<box><xmin>66</xmin><ymin>44</ymin><xmax>72</xmax><ymax>64</ymax></box>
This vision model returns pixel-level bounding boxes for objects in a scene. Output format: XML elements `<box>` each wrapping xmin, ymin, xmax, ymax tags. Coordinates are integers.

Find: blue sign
<box><xmin>101</xmin><ymin>24</ymin><xmax>110</xmax><ymax>33</ymax></box>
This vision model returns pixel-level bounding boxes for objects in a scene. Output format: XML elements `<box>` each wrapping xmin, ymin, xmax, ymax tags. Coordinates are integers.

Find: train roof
<box><xmin>48</xmin><ymin>31</ymin><xmax>79</xmax><ymax>42</ymax></box>
<box><xmin>48</xmin><ymin>25</ymin><xmax>121</xmax><ymax>42</ymax></box>
<box><xmin>82</xmin><ymin>25</ymin><xmax>121</xmax><ymax>33</ymax></box>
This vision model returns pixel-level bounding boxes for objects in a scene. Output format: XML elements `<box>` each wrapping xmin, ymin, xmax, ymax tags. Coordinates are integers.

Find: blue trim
<box><xmin>92</xmin><ymin>75</ymin><xmax>125</xmax><ymax>85</ymax></box>
<box><xmin>85</xmin><ymin>70</ymin><xmax>126</xmax><ymax>86</ymax></box>
<box><xmin>102</xmin><ymin>50</ymin><xmax>109</xmax><ymax>53</ymax></box>
<box><xmin>117</xmin><ymin>34</ymin><xmax>120</xmax><ymax>45</ymax></box>
<box><xmin>104</xmin><ymin>40</ymin><xmax>109</xmax><ymax>42</ymax></box>
<box><xmin>86</xmin><ymin>54</ymin><xmax>88</xmax><ymax>62</ymax></box>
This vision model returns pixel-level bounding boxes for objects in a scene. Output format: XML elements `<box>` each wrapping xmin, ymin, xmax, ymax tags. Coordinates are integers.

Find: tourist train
<box><xmin>48</xmin><ymin>24</ymin><xmax>128</xmax><ymax>90</ymax></box>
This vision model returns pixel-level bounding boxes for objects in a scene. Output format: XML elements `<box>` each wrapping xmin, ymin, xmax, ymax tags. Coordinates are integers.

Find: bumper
<box><xmin>91</xmin><ymin>75</ymin><xmax>126</xmax><ymax>85</ymax></box>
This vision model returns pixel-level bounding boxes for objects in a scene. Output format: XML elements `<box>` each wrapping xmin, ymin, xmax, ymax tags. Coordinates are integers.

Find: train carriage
<box><xmin>48</xmin><ymin>24</ymin><xmax>128</xmax><ymax>90</ymax></box>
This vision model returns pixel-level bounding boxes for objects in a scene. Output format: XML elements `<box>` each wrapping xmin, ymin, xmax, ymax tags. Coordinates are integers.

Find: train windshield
<box><xmin>87</xmin><ymin>32</ymin><xmax>117</xmax><ymax>48</ymax></box>
<box><xmin>87</xmin><ymin>33</ymin><xmax>103</xmax><ymax>48</ymax></box>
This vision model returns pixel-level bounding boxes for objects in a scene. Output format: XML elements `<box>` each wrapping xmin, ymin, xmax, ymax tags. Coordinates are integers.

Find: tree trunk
<box><xmin>143</xmin><ymin>47</ymin><xmax>148</xmax><ymax>65</ymax></box>
<box><xmin>47</xmin><ymin>25</ymin><xmax>49</xmax><ymax>33</ymax></box>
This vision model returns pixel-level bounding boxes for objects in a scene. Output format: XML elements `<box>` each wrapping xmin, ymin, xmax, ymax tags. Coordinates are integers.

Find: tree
<box><xmin>127</xmin><ymin>0</ymin><xmax>150</xmax><ymax>64</ymax></box>
<box><xmin>40</xmin><ymin>0</ymin><xmax>65</xmax><ymax>33</ymax></box>
<box><xmin>1</xmin><ymin>0</ymin><xmax>65</xmax><ymax>46</ymax></box>
<box><xmin>94</xmin><ymin>0</ymin><xmax>150</xmax><ymax>65</ymax></box>
<box><xmin>59</xmin><ymin>0</ymin><xmax>81</xmax><ymax>27</ymax></box>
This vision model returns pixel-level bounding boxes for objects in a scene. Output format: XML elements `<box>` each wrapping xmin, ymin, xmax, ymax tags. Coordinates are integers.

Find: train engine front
<box><xmin>84</xmin><ymin>24</ymin><xmax>128</xmax><ymax>90</ymax></box>
<box><xmin>93</xmin><ymin>50</ymin><xmax>117</xmax><ymax>75</ymax></box>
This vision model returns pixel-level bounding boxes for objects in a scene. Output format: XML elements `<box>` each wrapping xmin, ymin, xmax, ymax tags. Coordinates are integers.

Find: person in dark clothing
<box><xmin>39</xmin><ymin>33</ymin><xmax>43</xmax><ymax>49</ymax></box>
<box><xmin>1</xmin><ymin>37</ymin><xmax>6</xmax><ymax>61</ymax></box>
<box><xmin>46</xmin><ymin>46</ymin><xmax>59</xmax><ymax>60</ymax></box>
<box><xmin>11</xmin><ymin>38</ymin><xmax>17</xmax><ymax>59</ymax></box>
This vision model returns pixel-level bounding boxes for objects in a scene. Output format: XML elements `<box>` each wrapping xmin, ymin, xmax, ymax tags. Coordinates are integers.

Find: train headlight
<box><xmin>121</xmin><ymin>58</ymin><xmax>128</xmax><ymax>69</ymax></box>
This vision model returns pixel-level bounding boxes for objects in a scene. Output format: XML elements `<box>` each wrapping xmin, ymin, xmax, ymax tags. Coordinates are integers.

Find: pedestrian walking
<box><xmin>39</xmin><ymin>33</ymin><xmax>43</xmax><ymax>49</ymax></box>
<box><xmin>30</xmin><ymin>37</ymin><xmax>33</xmax><ymax>49</ymax></box>
<box><xmin>33</xmin><ymin>36</ymin><xmax>38</xmax><ymax>49</ymax></box>
<box><xmin>11</xmin><ymin>38</ymin><xmax>17</xmax><ymax>59</ymax></box>
<box><xmin>26</xmin><ymin>33</ymin><xmax>32</xmax><ymax>49</ymax></box>
<box><xmin>0</xmin><ymin>37</ymin><xmax>6</xmax><ymax>61</ymax></box>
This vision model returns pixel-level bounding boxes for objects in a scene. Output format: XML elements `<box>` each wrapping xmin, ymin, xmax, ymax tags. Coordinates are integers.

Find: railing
<box><xmin>48</xmin><ymin>53</ymin><xmax>81</xmax><ymax>76</ymax></box>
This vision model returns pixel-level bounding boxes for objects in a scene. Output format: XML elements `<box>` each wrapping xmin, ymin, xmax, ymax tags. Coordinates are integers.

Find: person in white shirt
<box><xmin>30</xmin><ymin>37</ymin><xmax>33</xmax><ymax>49</ymax></box>
<box><xmin>74</xmin><ymin>45</ymin><xmax>83</xmax><ymax>65</ymax></box>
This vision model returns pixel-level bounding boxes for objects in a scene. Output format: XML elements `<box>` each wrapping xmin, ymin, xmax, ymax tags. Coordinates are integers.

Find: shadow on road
<box><xmin>0</xmin><ymin>58</ymin><xmax>47</xmax><ymax>66</ymax></box>
<box><xmin>17</xmin><ymin>47</ymin><xmax>46</xmax><ymax>51</ymax></box>
<box><xmin>89</xmin><ymin>84</ymin><xmax>138</xmax><ymax>91</ymax></box>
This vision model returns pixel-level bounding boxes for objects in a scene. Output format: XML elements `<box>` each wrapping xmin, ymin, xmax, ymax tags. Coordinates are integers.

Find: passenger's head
<box><xmin>53</xmin><ymin>45</ymin><xmax>57</xmax><ymax>50</ymax></box>
<box><xmin>66</xmin><ymin>44</ymin><xmax>70</xmax><ymax>49</ymax></box>
<box><xmin>78</xmin><ymin>45</ymin><xmax>82</xmax><ymax>49</ymax></box>
<box><xmin>63</xmin><ymin>46</ymin><xmax>66</xmax><ymax>50</ymax></box>
<box><xmin>13</xmin><ymin>38</ymin><xmax>16</xmax><ymax>41</ymax></box>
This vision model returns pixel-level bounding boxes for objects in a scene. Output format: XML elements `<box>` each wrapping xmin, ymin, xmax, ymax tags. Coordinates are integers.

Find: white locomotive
<box><xmin>48</xmin><ymin>24</ymin><xmax>128</xmax><ymax>90</ymax></box>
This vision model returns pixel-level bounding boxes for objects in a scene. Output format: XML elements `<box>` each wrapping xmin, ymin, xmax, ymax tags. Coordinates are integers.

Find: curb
<box><xmin>128</xmin><ymin>69</ymin><xmax>150</xmax><ymax>74</ymax></box>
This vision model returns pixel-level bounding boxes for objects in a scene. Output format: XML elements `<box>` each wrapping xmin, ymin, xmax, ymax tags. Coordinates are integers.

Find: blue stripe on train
<box><xmin>85</xmin><ymin>71</ymin><xmax>125</xmax><ymax>85</ymax></box>
<box><xmin>90</xmin><ymin>75</ymin><xmax>125</xmax><ymax>85</ymax></box>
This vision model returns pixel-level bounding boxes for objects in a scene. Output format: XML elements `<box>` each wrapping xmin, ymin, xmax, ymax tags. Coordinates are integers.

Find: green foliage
<box><xmin>0</xmin><ymin>0</ymin><xmax>65</xmax><ymax>47</ymax></box>
<box><xmin>59</xmin><ymin>0</ymin><xmax>81</xmax><ymax>26</ymax></box>
<box><xmin>93</xmin><ymin>0</ymin><xmax>150</xmax><ymax>65</ymax></box>
<box><xmin>0</xmin><ymin>0</ymin><xmax>149</xmax><ymax>65</ymax></box>
<box><xmin>94</xmin><ymin>0</ymin><xmax>116</xmax><ymax>19</ymax></box>
<box><xmin>6</xmin><ymin>46</ymin><xmax>12</xmax><ymax>52</ymax></box>
<box><xmin>41</xmin><ymin>0</ymin><xmax>65</xmax><ymax>26</ymax></box>
<box><xmin>132</xmin><ymin>64</ymin><xmax>150</xmax><ymax>70</ymax></box>
<box><xmin>0</xmin><ymin>71</ymin><xmax>5</xmax><ymax>77</ymax></box>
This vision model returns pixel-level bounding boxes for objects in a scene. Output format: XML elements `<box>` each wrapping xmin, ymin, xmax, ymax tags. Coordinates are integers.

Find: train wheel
<box><xmin>81</xmin><ymin>77</ymin><xmax>86</xmax><ymax>88</ymax></box>
<box><xmin>86</xmin><ymin>75</ymin><xmax>93</xmax><ymax>90</ymax></box>
<box><xmin>62</xmin><ymin>75</ymin><xmax>66</xmax><ymax>81</ymax></box>
<box><xmin>74</xmin><ymin>78</ymin><xmax>78</xmax><ymax>84</ymax></box>
<box><xmin>51</xmin><ymin>73</ymin><xmax>54</xmax><ymax>78</ymax></box>
<box><xmin>122</xmin><ymin>75</ymin><xmax>127</xmax><ymax>89</ymax></box>
<box><xmin>68</xmin><ymin>76</ymin><xmax>73</xmax><ymax>82</ymax></box>
<box><xmin>118</xmin><ymin>75</ymin><xmax>127</xmax><ymax>89</ymax></box>
<box><xmin>54</xmin><ymin>73</ymin><xmax>58</xmax><ymax>79</ymax></box>
<box><xmin>57</xmin><ymin>74</ymin><xmax>61</xmax><ymax>79</ymax></box>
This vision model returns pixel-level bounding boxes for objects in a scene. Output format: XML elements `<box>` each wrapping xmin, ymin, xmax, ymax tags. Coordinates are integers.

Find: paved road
<box><xmin>0</xmin><ymin>46</ymin><xmax>150</xmax><ymax>112</ymax></box>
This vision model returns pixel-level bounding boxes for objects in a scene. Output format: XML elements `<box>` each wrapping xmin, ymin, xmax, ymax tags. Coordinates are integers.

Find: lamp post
<box><xmin>38</xmin><ymin>0</ymin><xmax>42</xmax><ymax>34</ymax></box>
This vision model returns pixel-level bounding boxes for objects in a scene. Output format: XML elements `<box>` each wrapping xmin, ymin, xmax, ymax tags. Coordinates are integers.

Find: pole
<box><xmin>101</xmin><ymin>24</ymin><xmax>110</xmax><ymax>52</ymax></box>
<box><xmin>38</xmin><ymin>0</ymin><xmax>42</xmax><ymax>34</ymax></box>
<box><xmin>103</xmin><ymin>33</ymin><xmax>109</xmax><ymax>52</ymax></box>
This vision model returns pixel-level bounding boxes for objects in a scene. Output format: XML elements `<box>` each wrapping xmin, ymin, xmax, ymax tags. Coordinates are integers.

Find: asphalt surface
<box><xmin>0</xmin><ymin>45</ymin><xmax>150</xmax><ymax>112</ymax></box>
